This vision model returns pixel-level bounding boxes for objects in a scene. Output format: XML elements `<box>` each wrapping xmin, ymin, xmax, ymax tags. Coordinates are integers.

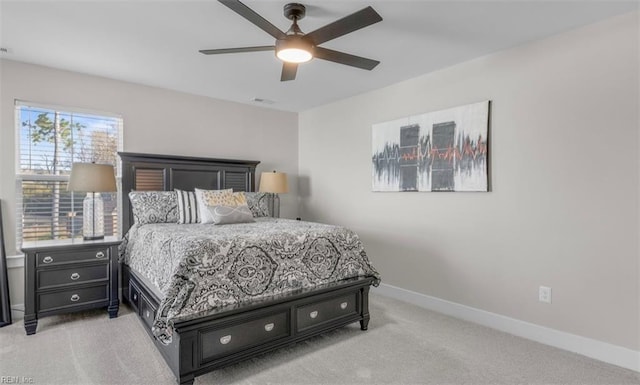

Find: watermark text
<box><xmin>0</xmin><ymin>376</ymin><xmax>34</xmax><ymax>384</ymax></box>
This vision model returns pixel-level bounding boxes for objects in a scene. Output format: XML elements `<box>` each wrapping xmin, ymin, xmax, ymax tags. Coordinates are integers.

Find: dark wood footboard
<box><xmin>122</xmin><ymin>265</ymin><xmax>374</xmax><ymax>385</ymax></box>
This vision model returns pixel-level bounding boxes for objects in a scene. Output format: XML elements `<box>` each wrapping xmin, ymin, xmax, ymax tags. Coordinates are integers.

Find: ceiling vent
<box><xmin>251</xmin><ymin>97</ymin><xmax>276</xmax><ymax>105</ymax></box>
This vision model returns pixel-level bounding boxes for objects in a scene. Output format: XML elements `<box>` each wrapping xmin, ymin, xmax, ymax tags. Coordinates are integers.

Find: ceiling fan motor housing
<box><xmin>284</xmin><ymin>3</ymin><xmax>306</xmax><ymax>21</ymax></box>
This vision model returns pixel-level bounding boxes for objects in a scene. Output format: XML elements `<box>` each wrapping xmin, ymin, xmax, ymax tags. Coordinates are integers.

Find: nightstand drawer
<box><xmin>38</xmin><ymin>285</ymin><xmax>109</xmax><ymax>312</ymax></box>
<box><xmin>37</xmin><ymin>264</ymin><xmax>109</xmax><ymax>290</ymax></box>
<box><xmin>36</xmin><ymin>248</ymin><xmax>109</xmax><ymax>267</ymax></box>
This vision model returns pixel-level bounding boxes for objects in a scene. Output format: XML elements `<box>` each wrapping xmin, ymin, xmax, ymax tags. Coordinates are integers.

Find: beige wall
<box><xmin>0</xmin><ymin>60</ymin><xmax>299</xmax><ymax>306</ymax></box>
<box><xmin>299</xmin><ymin>12</ymin><xmax>639</xmax><ymax>350</ymax></box>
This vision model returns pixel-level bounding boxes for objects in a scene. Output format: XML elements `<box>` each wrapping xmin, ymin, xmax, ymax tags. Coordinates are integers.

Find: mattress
<box><xmin>120</xmin><ymin>217</ymin><xmax>380</xmax><ymax>344</ymax></box>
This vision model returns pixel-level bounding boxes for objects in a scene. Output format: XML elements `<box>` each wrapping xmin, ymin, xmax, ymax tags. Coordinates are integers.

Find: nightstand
<box><xmin>22</xmin><ymin>237</ymin><xmax>120</xmax><ymax>335</ymax></box>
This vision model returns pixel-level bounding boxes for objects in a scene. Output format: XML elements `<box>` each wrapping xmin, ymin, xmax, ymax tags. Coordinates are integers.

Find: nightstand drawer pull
<box><xmin>133</xmin><ymin>293</ymin><xmax>138</xmax><ymax>301</ymax></box>
<box><xmin>43</xmin><ymin>256</ymin><xmax>54</xmax><ymax>264</ymax></box>
<box><xmin>95</xmin><ymin>251</ymin><xmax>105</xmax><ymax>259</ymax></box>
<box><xmin>310</xmin><ymin>310</ymin><xmax>318</xmax><ymax>319</ymax></box>
<box><xmin>145</xmin><ymin>310</ymin><xmax>151</xmax><ymax>318</ymax></box>
<box><xmin>70</xmin><ymin>294</ymin><xmax>80</xmax><ymax>302</ymax></box>
<box><xmin>70</xmin><ymin>273</ymin><xmax>80</xmax><ymax>280</ymax></box>
<box><xmin>264</xmin><ymin>323</ymin><xmax>274</xmax><ymax>332</ymax></box>
<box><xmin>340</xmin><ymin>302</ymin><xmax>348</xmax><ymax>310</ymax></box>
<box><xmin>220</xmin><ymin>335</ymin><xmax>232</xmax><ymax>345</ymax></box>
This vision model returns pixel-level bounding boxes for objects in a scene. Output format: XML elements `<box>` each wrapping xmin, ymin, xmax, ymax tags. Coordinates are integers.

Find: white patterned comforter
<box><xmin>120</xmin><ymin>218</ymin><xmax>380</xmax><ymax>344</ymax></box>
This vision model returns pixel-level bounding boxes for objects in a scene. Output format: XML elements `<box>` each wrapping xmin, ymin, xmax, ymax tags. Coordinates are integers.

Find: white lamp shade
<box><xmin>259</xmin><ymin>172</ymin><xmax>288</xmax><ymax>194</ymax></box>
<box><xmin>67</xmin><ymin>163</ymin><xmax>117</xmax><ymax>192</ymax></box>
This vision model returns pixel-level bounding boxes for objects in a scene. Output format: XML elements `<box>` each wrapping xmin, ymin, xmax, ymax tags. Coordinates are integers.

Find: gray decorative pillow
<box><xmin>129</xmin><ymin>191</ymin><xmax>178</xmax><ymax>225</ymax></box>
<box><xmin>207</xmin><ymin>204</ymin><xmax>255</xmax><ymax>225</ymax></box>
<box><xmin>243</xmin><ymin>192</ymin><xmax>271</xmax><ymax>217</ymax></box>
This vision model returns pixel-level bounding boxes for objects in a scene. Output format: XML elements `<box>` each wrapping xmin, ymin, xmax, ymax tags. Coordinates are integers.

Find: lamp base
<box><xmin>273</xmin><ymin>194</ymin><xmax>280</xmax><ymax>218</ymax></box>
<box><xmin>83</xmin><ymin>192</ymin><xmax>105</xmax><ymax>240</ymax></box>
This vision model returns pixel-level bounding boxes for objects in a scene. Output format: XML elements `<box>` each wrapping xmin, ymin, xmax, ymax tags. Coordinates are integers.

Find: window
<box><xmin>16</xmin><ymin>101</ymin><xmax>123</xmax><ymax>246</ymax></box>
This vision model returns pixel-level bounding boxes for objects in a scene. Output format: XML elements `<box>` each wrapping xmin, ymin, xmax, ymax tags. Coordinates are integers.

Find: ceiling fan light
<box><xmin>276</xmin><ymin>38</ymin><xmax>314</xmax><ymax>63</ymax></box>
<box><xmin>277</xmin><ymin>48</ymin><xmax>312</xmax><ymax>63</ymax></box>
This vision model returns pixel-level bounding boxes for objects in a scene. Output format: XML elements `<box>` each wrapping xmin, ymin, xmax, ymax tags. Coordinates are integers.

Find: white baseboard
<box><xmin>10</xmin><ymin>303</ymin><xmax>24</xmax><ymax>321</ymax></box>
<box><xmin>7</xmin><ymin>254</ymin><xmax>24</xmax><ymax>269</ymax></box>
<box><xmin>374</xmin><ymin>283</ymin><xmax>640</xmax><ymax>373</ymax></box>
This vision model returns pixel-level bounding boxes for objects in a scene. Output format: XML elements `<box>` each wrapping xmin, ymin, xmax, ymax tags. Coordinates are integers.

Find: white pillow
<box><xmin>207</xmin><ymin>204</ymin><xmax>255</xmax><ymax>225</ymax></box>
<box><xmin>194</xmin><ymin>188</ymin><xmax>234</xmax><ymax>223</ymax></box>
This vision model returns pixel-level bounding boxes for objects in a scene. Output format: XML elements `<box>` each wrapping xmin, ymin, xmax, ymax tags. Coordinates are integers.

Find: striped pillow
<box><xmin>175</xmin><ymin>189</ymin><xmax>199</xmax><ymax>224</ymax></box>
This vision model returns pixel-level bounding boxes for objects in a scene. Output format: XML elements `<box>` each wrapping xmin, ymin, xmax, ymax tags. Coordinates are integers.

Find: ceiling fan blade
<box><xmin>281</xmin><ymin>62</ymin><xmax>298</xmax><ymax>81</ymax></box>
<box><xmin>218</xmin><ymin>0</ymin><xmax>286</xmax><ymax>40</ymax></box>
<box><xmin>305</xmin><ymin>6</ymin><xmax>382</xmax><ymax>45</ymax></box>
<box><xmin>314</xmin><ymin>47</ymin><xmax>380</xmax><ymax>71</ymax></box>
<box><xmin>199</xmin><ymin>46</ymin><xmax>275</xmax><ymax>55</ymax></box>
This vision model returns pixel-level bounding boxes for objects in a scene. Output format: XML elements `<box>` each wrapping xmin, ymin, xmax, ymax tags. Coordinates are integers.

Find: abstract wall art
<box><xmin>372</xmin><ymin>101</ymin><xmax>490</xmax><ymax>192</ymax></box>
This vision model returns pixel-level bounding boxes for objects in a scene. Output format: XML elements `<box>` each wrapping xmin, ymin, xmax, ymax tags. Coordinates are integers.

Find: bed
<box><xmin>118</xmin><ymin>152</ymin><xmax>379</xmax><ymax>385</ymax></box>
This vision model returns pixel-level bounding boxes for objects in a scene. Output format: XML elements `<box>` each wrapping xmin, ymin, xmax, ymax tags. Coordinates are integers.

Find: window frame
<box><xmin>14</xmin><ymin>100</ymin><xmax>124</xmax><ymax>250</ymax></box>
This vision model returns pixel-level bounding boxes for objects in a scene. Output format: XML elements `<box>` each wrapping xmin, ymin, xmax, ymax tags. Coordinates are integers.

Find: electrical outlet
<box><xmin>539</xmin><ymin>286</ymin><xmax>552</xmax><ymax>304</ymax></box>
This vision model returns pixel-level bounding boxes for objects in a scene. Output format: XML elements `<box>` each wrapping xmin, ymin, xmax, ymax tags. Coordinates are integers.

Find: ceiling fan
<box><xmin>200</xmin><ymin>0</ymin><xmax>383</xmax><ymax>81</ymax></box>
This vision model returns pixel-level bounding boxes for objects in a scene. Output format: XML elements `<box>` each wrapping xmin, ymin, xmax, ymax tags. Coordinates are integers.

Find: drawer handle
<box><xmin>95</xmin><ymin>251</ymin><xmax>105</xmax><ymax>259</ymax></box>
<box><xmin>146</xmin><ymin>310</ymin><xmax>151</xmax><ymax>318</ymax></box>
<box><xmin>70</xmin><ymin>294</ymin><xmax>80</xmax><ymax>302</ymax></box>
<box><xmin>220</xmin><ymin>335</ymin><xmax>232</xmax><ymax>345</ymax></box>
<box><xmin>309</xmin><ymin>310</ymin><xmax>318</xmax><ymax>319</ymax></box>
<box><xmin>132</xmin><ymin>293</ymin><xmax>138</xmax><ymax>302</ymax></box>
<box><xmin>70</xmin><ymin>273</ymin><xmax>80</xmax><ymax>281</ymax></box>
<box><xmin>43</xmin><ymin>256</ymin><xmax>54</xmax><ymax>264</ymax></box>
<box><xmin>340</xmin><ymin>302</ymin><xmax>348</xmax><ymax>310</ymax></box>
<box><xmin>264</xmin><ymin>323</ymin><xmax>274</xmax><ymax>332</ymax></box>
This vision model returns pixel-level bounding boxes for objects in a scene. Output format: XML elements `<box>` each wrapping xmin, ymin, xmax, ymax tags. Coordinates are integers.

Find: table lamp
<box><xmin>259</xmin><ymin>171</ymin><xmax>288</xmax><ymax>218</ymax></box>
<box><xmin>67</xmin><ymin>163</ymin><xmax>117</xmax><ymax>240</ymax></box>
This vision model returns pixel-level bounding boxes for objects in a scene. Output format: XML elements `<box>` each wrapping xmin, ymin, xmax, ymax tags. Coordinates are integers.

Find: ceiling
<box><xmin>1</xmin><ymin>1</ymin><xmax>637</xmax><ymax>112</ymax></box>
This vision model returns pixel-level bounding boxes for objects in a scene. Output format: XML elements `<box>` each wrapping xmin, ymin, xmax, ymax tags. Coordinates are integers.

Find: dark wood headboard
<box><xmin>119</xmin><ymin>152</ymin><xmax>260</xmax><ymax>234</ymax></box>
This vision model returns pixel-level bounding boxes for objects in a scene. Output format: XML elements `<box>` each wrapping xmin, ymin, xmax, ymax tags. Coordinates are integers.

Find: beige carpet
<box><xmin>1</xmin><ymin>293</ymin><xmax>638</xmax><ymax>385</ymax></box>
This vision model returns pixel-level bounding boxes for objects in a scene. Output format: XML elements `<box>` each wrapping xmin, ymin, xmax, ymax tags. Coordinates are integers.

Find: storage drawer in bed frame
<box><xmin>122</xmin><ymin>265</ymin><xmax>373</xmax><ymax>385</ymax></box>
<box><xmin>200</xmin><ymin>310</ymin><xmax>290</xmax><ymax>361</ymax></box>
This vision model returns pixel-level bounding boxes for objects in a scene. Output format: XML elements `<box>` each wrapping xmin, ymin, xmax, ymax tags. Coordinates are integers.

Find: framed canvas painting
<box><xmin>372</xmin><ymin>100</ymin><xmax>490</xmax><ymax>192</ymax></box>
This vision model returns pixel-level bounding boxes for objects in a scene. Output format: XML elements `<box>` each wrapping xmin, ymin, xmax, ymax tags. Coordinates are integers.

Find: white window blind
<box><xmin>15</xmin><ymin>101</ymin><xmax>123</xmax><ymax>247</ymax></box>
